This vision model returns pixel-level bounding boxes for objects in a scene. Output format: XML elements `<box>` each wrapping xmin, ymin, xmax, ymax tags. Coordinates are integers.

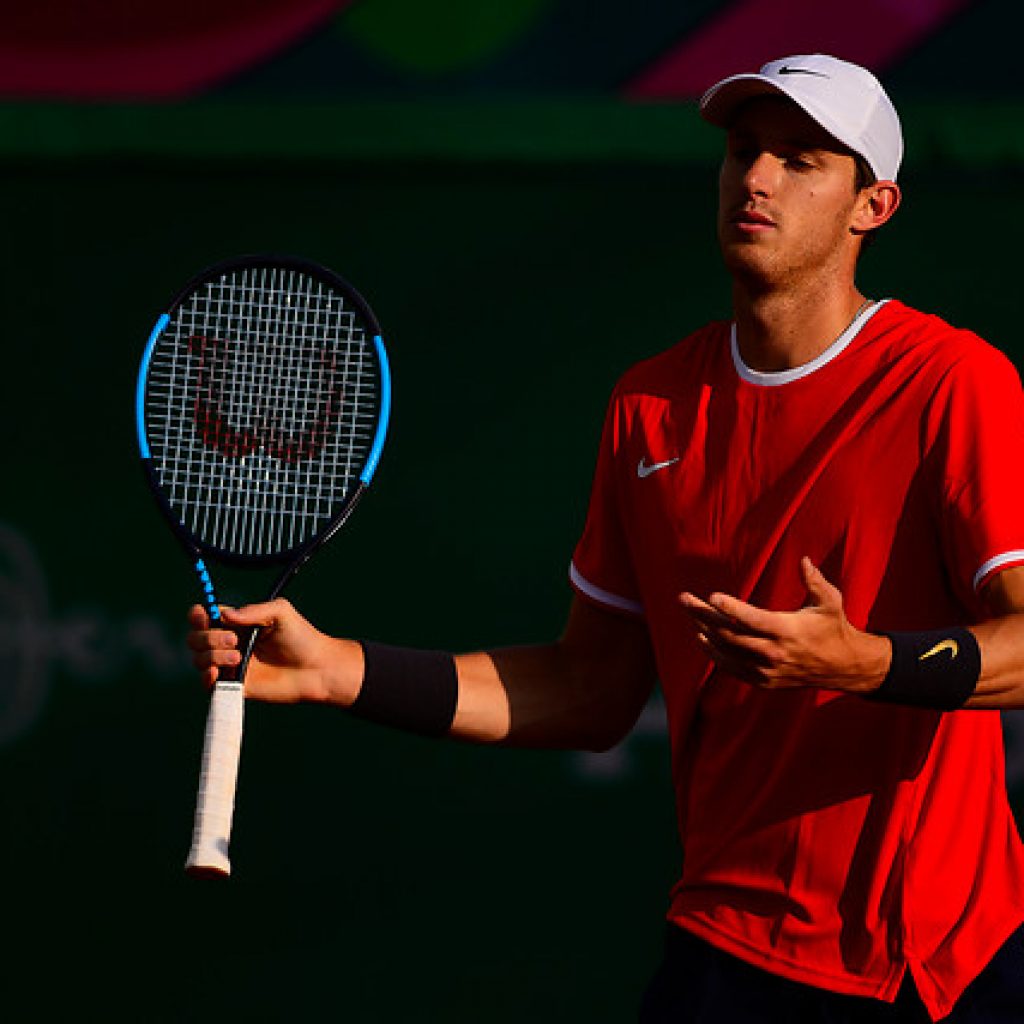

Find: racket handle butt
<box><xmin>185</xmin><ymin>682</ymin><xmax>244</xmax><ymax>878</ymax></box>
<box><xmin>185</xmin><ymin>851</ymin><xmax>232</xmax><ymax>879</ymax></box>
<box><xmin>185</xmin><ymin>828</ymin><xmax>232</xmax><ymax>876</ymax></box>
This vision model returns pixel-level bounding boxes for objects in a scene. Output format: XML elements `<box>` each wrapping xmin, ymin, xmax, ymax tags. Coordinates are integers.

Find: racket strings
<box><xmin>145</xmin><ymin>267</ymin><xmax>379</xmax><ymax>557</ymax></box>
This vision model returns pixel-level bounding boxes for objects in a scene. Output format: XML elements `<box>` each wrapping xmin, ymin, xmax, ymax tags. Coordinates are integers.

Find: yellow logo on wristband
<box><xmin>920</xmin><ymin>639</ymin><xmax>959</xmax><ymax>661</ymax></box>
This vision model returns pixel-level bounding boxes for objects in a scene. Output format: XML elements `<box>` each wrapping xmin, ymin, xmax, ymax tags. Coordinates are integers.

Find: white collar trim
<box><xmin>731</xmin><ymin>299</ymin><xmax>888</xmax><ymax>387</ymax></box>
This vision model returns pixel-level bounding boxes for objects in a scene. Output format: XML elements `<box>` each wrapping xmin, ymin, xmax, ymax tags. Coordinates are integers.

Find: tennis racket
<box><xmin>135</xmin><ymin>254</ymin><xmax>390</xmax><ymax>877</ymax></box>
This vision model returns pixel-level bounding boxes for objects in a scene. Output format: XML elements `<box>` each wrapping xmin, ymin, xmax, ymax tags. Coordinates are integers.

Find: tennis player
<box><xmin>188</xmin><ymin>55</ymin><xmax>1024</xmax><ymax>1022</ymax></box>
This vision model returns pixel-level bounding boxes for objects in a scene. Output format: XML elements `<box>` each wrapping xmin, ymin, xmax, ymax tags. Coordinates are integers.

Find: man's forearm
<box><xmin>965</xmin><ymin>613</ymin><xmax>1024</xmax><ymax>709</ymax></box>
<box><xmin>318</xmin><ymin>602</ymin><xmax>655</xmax><ymax>750</ymax></box>
<box><xmin>453</xmin><ymin>643</ymin><xmax>640</xmax><ymax>750</ymax></box>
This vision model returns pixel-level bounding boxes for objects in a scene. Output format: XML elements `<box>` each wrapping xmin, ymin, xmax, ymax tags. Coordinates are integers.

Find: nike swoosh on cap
<box><xmin>777</xmin><ymin>66</ymin><xmax>830</xmax><ymax>78</ymax></box>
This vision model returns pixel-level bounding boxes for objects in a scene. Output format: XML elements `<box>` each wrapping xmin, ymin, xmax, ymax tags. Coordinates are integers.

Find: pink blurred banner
<box><xmin>0</xmin><ymin>0</ymin><xmax>348</xmax><ymax>99</ymax></box>
<box><xmin>627</xmin><ymin>0</ymin><xmax>973</xmax><ymax>98</ymax></box>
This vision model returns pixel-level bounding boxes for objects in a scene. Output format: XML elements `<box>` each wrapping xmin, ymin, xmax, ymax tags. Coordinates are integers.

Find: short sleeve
<box><xmin>929</xmin><ymin>342</ymin><xmax>1024</xmax><ymax>596</ymax></box>
<box><xmin>570</xmin><ymin>391</ymin><xmax>644</xmax><ymax>616</ymax></box>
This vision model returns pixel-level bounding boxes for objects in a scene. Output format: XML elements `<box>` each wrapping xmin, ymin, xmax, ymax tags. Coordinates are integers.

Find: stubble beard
<box><xmin>718</xmin><ymin>219</ymin><xmax>851</xmax><ymax>297</ymax></box>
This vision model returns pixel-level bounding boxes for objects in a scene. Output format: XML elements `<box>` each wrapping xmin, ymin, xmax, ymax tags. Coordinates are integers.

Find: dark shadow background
<box><xmin>1</xmin><ymin>3</ymin><xmax>1023</xmax><ymax>1019</ymax></box>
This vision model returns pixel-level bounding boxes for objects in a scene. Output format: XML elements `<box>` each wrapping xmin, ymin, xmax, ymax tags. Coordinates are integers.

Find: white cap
<box><xmin>699</xmin><ymin>54</ymin><xmax>903</xmax><ymax>182</ymax></box>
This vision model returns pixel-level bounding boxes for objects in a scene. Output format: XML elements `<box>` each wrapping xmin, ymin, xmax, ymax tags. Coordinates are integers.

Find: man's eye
<box><xmin>786</xmin><ymin>156</ymin><xmax>814</xmax><ymax>171</ymax></box>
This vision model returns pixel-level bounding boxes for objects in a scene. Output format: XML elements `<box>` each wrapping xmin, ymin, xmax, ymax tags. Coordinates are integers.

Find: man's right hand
<box><xmin>185</xmin><ymin>599</ymin><xmax>363</xmax><ymax>704</ymax></box>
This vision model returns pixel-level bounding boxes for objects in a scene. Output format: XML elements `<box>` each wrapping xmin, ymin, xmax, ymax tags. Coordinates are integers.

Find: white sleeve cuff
<box><xmin>973</xmin><ymin>550</ymin><xmax>1024</xmax><ymax>592</ymax></box>
<box><xmin>569</xmin><ymin>562</ymin><xmax>644</xmax><ymax>615</ymax></box>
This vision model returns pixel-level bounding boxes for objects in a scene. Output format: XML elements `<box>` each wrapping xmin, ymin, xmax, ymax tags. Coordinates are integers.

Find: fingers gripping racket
<box><xmin>135</xmin><ymin>255</ymin><xmax>390</xmax><ymax>876</ymax></box>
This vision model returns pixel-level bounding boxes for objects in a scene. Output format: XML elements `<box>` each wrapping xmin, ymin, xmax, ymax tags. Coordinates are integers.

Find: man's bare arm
<box><xmin>963</xmin><ymin>566</ymin><xmax>1024</xmax><ymax>709</ymax></box>
<box><xmin>188</xmin><ymin>595</ymin><xmax>657</xmax><ymax>751</ymax></box>
<box><xmin>452</xmin><ymin>597</ymin><xmax>657</xmax><ymax>749</ymax></box>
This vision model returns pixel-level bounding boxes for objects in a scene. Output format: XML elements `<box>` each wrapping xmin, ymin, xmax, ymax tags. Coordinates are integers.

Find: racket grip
<box><xmin>185</xmin><ymin>682</ymin><xmax>245</xmax><ymax>877</ymax></box>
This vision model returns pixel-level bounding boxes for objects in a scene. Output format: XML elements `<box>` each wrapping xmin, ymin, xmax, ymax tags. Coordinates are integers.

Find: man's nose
<box><xmin>742</xmin><ymin>152</ymin><xmax>779</xmax><ymax>197</ymax></box>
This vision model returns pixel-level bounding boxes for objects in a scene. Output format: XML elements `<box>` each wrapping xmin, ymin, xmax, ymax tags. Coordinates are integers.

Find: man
<box><xmin>189</xmin><ymin>55</ymin><xmax>1024</xmax><ymax>1021</ymax></box>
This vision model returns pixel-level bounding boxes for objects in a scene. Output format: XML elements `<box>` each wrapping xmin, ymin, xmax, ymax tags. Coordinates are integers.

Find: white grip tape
<box><xmin>185</xmin><ymin>682</ymin><xmax>244</xmax><ymax>875</ymax></box>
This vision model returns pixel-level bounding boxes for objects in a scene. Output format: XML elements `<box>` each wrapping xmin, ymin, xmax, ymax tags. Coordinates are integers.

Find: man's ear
<box><xmin>853</xmin><ymin>181</ymin><xmax>901</xmax><ymax>234</ymax></box>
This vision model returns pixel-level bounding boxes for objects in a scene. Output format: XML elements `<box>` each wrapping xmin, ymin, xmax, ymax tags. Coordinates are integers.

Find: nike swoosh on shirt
<box><xmin>637</xmin><ymin>457</ymin><xmax>680</xmax><ymax>479</ymax></box>
<box><xmin>919</xmin><ymin>639</ymin><xmax>959</xmax><ymax>662</ymax></box>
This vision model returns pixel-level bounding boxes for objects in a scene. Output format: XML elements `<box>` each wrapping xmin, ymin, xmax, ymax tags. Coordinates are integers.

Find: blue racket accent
<box><xmin>194</xmin><ymin>558</ymin><xmax>222</xmax><ymax>620</ymax></box>
<box><xmin>361</xmin><ymin>334</ymin><xmax>390</xmax><ymax>485</ymax></box>
<box><xmin>136</xmin><ymin>313</ymin><xmax>170</xmax><ymax>459</ymax></box>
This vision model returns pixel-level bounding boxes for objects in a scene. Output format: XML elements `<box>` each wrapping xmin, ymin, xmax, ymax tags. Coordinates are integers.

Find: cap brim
<box><xmin>699</xmin><ymin>74</ymin><xmax>791</xmax><ymax>127</ymax></box>
<box><xmin>698</xmin><ymin>73</ymin><xmax>867</xmax><ymax>172</ymax></box>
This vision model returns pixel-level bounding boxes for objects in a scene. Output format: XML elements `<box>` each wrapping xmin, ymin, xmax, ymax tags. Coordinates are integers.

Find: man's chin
<box><xmin>719</xmin><ymin>244</ymin><xmax>779</xmax><ymax>286</ymax></box>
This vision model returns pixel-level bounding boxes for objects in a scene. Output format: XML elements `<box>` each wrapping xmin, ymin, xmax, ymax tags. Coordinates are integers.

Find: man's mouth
<box><xmin>732</xmin><ymin>208</ymin><xmax>777</xmax><ymax>229</ymax></box>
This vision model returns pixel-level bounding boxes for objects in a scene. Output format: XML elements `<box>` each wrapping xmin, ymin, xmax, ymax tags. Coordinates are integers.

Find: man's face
<box><xmin>717</xmin><ymin>96</ymin><xmax>865</xmax><ymax>288</ymax></box>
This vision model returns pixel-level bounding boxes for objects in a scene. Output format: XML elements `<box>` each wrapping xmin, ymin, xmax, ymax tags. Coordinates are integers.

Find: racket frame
<box><xmin>136</xmin><ymin>253</ymin><xmax>390</xmax><ymax>573</ymax></box>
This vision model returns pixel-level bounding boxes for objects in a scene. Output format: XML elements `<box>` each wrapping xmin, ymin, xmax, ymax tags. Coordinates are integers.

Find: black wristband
<box><xmin>869</xmin><ymin>627</ymin><xmax>981</xmax><ymax>710</ymax></box>
<box><xmin>349</xmin><ymin>641</ymin><xmax>458</xmax><ymax>737</ymax></box>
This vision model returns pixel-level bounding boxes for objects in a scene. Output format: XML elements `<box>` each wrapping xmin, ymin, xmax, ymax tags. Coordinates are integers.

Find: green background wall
<box><xmin>1</xmin><ymin>82</ymin><xmax>1023</xmax><ymax>1024</ymax></box>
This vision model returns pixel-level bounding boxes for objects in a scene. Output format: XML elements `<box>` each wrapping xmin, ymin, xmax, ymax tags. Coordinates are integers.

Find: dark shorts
<box><xmin>638</xmin><ymin>923</ymin><xmax>1024</xmax><ymax>1023</ymax></box>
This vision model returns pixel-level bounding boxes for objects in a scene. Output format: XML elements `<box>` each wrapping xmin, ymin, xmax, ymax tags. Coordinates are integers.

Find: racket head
<box><xmin>135</xmin><ymin>255</ymin><xmax>390</xmax><ymax>571</ymax></box>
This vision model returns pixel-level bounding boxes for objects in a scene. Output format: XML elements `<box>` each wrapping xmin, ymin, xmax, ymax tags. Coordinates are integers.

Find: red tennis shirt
<box><xmin>571</xmin><ymin>300</ymin><xmax>1024</xmax><ymax>1020</ymax></box>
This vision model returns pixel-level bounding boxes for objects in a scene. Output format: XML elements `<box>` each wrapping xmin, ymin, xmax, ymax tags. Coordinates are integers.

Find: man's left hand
<box><xmin>680</xmin><ymin>557</ymin><xmax>891</xmax><ymax>694</ymax></box>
